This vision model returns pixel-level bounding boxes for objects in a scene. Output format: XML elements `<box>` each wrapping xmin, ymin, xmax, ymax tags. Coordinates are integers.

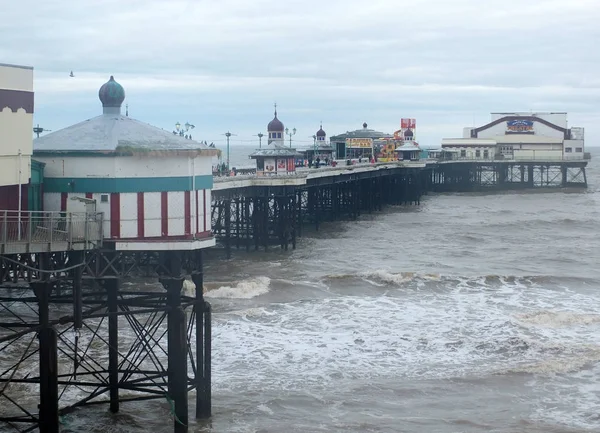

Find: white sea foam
<box><xmin>205</xmin><ymin>276</ymin><xmax>271</xmax><ymax>299</ymax></box>
<box><xmin>358</xmin><ymin>270</ymin><xmax>416</xmax><ymax>285</ymax></box>
<box><xmin>516</xmin><ymin>310</ymin><xmax>600</xmax><ymax>328</ymax></box>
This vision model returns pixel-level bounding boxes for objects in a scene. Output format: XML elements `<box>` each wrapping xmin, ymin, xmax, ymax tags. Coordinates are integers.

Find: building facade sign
<box><xmin>506</xmin><ymin>119</ymin><xmax>534</xmax><ymax>133</ymax></box>
<box><xmin>346</xmin><ymin>138</ymin><xmax>373</xmax><ymax>148</ymax></box>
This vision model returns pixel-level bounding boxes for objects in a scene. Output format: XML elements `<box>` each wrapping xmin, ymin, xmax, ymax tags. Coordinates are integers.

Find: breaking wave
<box><xmin>516</xmin><ymin>310</ymin><xmax>600</xmax><ymax>328</ymax></box>
<box><xmin>321</xmin><ymin>270</ymin><xmax>598</xmax><ymax>289</ymax></box>
<box><xmin>204</xmin><ymin>276</ymin><xmax>271</xmax><ymax>299</ymax></box>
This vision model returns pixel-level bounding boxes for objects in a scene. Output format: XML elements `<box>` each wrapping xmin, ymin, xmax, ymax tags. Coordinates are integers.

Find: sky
<box><xmin>2</xmin><ymin>0</ymin><xmax>600</xmax><ymax>149</ymax></box>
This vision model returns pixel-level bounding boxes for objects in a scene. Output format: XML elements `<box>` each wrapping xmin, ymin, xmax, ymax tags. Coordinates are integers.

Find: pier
<box><xmin>0</xmin><ymin>157</ymin><xmax>588</xmax><ymax>432</ymax></box>
<box><xmin>211</xmin><ymin>162</ymin><xmax>428</xmax><ymax>258</ymax></box>
<box><xmin>211</xmin><ymin>158</ymin><xmax>588</xmax><ymax>257</ymax></box>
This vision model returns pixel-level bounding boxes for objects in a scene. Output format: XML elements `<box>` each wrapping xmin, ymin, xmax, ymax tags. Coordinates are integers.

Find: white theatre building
<box><xmin>441</xmin><ymin>112</ymin><xmax>585</xmax><ymax>161</ymax></box>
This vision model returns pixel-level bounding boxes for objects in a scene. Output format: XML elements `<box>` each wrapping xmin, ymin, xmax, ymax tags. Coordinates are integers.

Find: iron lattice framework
<box><xmin>431</xmin><ymin>161</ymin><xmax>588</xmax><ymax>191</ymax></box>
<box><xmin>0</xmin><ymin>249</ymin><xmax>211</xmax><ymax>433</ymax></box>
<box><xmin>211</xmin><ymin>169</ymin><xmax>427</xmax><ymax>257</ymax></box>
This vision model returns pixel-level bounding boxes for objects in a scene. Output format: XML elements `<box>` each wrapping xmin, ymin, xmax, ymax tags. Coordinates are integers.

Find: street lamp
<box><xmin>285</xmin><ymin>127</ymin><xmax>297</xmax><ymax>148</ymax></box>
<box><xmin>312</xmin><ymin>134</ymin><xmax>317</xmax><ymax>159</ymax></box>
<box><xmin>254</xmin><ymin>132</ymin><xmax>264</xmax><ymax>148</ymax></box>
<box><xmin>173</xmin><ymin>121</ymin><xmax>195</xmax><ymax>139</ymax></box>
<box><xmin>222</xmin><ymin>131</ymin><xmax>237</xmax><ymax>172</ymax></box>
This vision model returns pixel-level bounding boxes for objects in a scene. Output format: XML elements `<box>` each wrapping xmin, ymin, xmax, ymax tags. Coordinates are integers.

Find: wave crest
<box><xmin>516</xmin><ymin>311</ymin><xmax>600</xmax><ymax>328</ymax></box>
<box><xmin>205</xmin><ymin>276</ymin><xmax>271</xmax><ymax>299</ymax></box>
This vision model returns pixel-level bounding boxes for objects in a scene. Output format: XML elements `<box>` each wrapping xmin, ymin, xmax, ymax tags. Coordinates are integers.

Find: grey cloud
<box><xmin>2</xmin><ymin>0</ymin><xmax>599</xmax><ymax>148</ymax></box>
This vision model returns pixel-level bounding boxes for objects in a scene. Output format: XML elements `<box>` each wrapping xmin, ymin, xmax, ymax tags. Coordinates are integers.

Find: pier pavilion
<box><xmin>441</xmin><ymin>112</ymin><xmax>587</xmax><ymax>161</ymax></box>
<box><xmin>329</xmin><ymin>123</ymin><xmax>393</xmax><ymax>160</ymax></box>
<box><xmin>1</xmin><ymin>75</ymin><xmax>218</xmax><ymax>432</ymax></box>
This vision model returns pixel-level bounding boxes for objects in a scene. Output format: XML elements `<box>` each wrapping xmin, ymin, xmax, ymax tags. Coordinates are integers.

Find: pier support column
<box><xmin>296</xmin><ymin>191</ymin><xmax>302</xmax><ymax>238</ymax></box>
<box><xmin>191</xmin><ymin>251</ymin><xmax>211</xmax><ymax>419</ymax></box>
<box><xmin>245</xmin><ymin>198</ymin><xmax>251</xmax><ymax>251</ymax></box>
<box><xmin>224</xmin><ymin>200</ymin><xmax>231</xmax><ymax>259</ymax></box>
<box><xmin>527</xmin><ymin>165</ymin><xmax>534</xmax><ymax>187</ymax></box>
<box><xmin>105</xmin><ymin>278</ymin><xmax>120</xmax><ymax>413</ymax></box>
<box><xmin>160</xmin><ymin>276</ymin><xmax>189</xmax><ymax>432</ymax></box>
<box><xmin>561</xmin><ymin>166</ymin><xmax>568</xmax><ymax>187</ymax></box>
<box><xmin>32</xmin><ymin>280</ymin><xmax>59</xmax><ymax>433</ymax></box>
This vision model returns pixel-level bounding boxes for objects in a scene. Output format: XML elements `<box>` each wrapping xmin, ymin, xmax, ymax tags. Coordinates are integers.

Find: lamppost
<box><xmin>254</xmin><ymin>132</ymin><xmax>264</xmax><ymax>148</ymax></box>
<box><xmin>285</xmin><ymin>127</ymin><xmax>297</xmax><ymax>148</ymax></box>
<box><xmin>173</xmin><ymin>121</ymin><xmax>195</xmax><ymax>139</ymax></box>
<box><xmin>222</xmin><ymin>131</ymin><xmax>237</xmax><ymax>172</ymax></box>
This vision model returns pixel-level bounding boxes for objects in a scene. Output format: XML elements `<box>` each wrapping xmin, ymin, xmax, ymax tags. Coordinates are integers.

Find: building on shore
<box><xmin>441</xmin><ymin>112</ymin><xmax>585</xmax><ymax>160</ymax></box>
<box><xmin>33</xmin><ymin>76</ymin><xmax>218</xmax><ymax>250</ymax></box>
<box><xmin>0</xmin><ymin>63</ymin><xmax>44</xmax><ymax>211</ymax></box>
<box><xmin>330</xmin><ymin>123</ymin><xmax>393</xmax><ymax>160</ymax></box>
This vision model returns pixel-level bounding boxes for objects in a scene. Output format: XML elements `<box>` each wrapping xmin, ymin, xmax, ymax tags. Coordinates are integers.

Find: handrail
<box><xmin>0</xmin><ymin>210</ymin><xmax>104</xmax><ymax>251</ymax></box>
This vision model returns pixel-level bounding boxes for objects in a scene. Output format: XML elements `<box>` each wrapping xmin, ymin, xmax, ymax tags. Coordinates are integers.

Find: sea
<box><xmin>5</xmin><ymin>146</ymin><xmax>600</xmax><ymax>432</ymax></box>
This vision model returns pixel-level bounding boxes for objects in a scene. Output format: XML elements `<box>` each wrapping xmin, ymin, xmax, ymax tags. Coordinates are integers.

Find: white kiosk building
<box><xmin>33</xmin><ymin>76</ymin><xmax>218</xmax><ymax>251</ymax></box>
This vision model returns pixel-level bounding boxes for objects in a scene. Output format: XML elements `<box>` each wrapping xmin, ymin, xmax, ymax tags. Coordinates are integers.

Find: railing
<box><xmin>0</xmin><ymin>210</ymin><xmax>103</xmax><ymax>252</ymax></box>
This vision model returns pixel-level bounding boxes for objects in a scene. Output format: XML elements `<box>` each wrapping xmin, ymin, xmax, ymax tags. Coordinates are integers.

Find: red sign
<box><xmin>401</xmin><ymin>118</ymin><xmax>416</xmax><ymax>129</ymax></box>
<box><xmin>287</xmin><ymin>158</ymin><xmax>295</xmax><ymax>172</ymax></box>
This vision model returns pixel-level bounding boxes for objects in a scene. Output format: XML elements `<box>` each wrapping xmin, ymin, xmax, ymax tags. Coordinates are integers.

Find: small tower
<box><xmin>316</xmin><ymin>123</ymin><xmax>326</xmax><ymax>144</ymax></box>
<box><xmin>267</xmin><ymin>103</ymin><xmax>285</xmax><ymax>146</ymax></box>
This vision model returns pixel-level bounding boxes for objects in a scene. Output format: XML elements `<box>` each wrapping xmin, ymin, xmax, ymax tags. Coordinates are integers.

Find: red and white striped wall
<box><xmin>44</xmin><ymin>189</ymin><xmax>212</xmax><ymax>241</ymax></box>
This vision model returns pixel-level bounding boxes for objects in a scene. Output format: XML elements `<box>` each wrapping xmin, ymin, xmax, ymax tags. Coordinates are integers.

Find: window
<box><xmin>460</xmin><ymin>149</ymin><xmax>466</xmax><ymax>157</ymax></box>
<box><xmin>565</xmin><ymin>147</ymin><xmax>572</xmax><ymax>153</ymax></box>
<box><xmin>475</xmin><ymin>150</ymin><xmax>481</xmax><ymax>157</ymax></box>
<box><xmin>576</xmin><ymin>147</ymin><xmax>583</xmax><ymax>153</ymax></box>
<box><xmin>484</xmin><ymin>150</ymin><xmax>489</xmax><ymax>158</ymax></box>
<box><xmin>100</xmin><ymin>194</ymin><xmax>109</xmax><ymax>203</ymax></box>
<box><xmin>277</xmin><ymin>132</ymin><xmax>282</xmax><ymax>138</ymax></box>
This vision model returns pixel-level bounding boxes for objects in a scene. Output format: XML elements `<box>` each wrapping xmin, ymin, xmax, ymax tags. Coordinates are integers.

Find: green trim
<box><xmin>43</xmin><ymin>175</ymin><xmax>213</xmax><ymax>193</ymax></box>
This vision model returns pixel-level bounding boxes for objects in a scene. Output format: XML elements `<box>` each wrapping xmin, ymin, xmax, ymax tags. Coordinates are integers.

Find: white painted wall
<box><xmin>204</xmin><ymin>189</ymin><xmax>211</xmax><ymax>233</ymax></box>
<box><xmin>36</xmin><ymin>154</ymin><xmax>214</xmax><ymax>179</ymax></box>
<box><xmin>477</xmin><ymin>121</ymin><xmax>565</xmax><ymax>139</ymax></box>
<box><xmin>0</xmin><ymin>64</ymin><xmax>33</xmax><ymax>186</ymax></box>
<box><xmin>0</xmin><ymin>65</ymin><xmax>33</xmax><ymax>91</ymax></box>
<box><xmin>513</xmin><ymin>150</ymin><xmax>563</xmax><ymax>161</ymax></box>
<box><xmin>38</xmin><ymin>156</ymin><xmax>116</xmax><ymax>178</ymax></box>
<box><xmin>43</xmin><ymin>193</ymin><xmax>61</xmax><ymax>212</ymax></box>
<box><xmin>167</xmin><ymin>191</ymin><xmax>185</xmax><ymax>236</ymax></box>
<box><xmin>144</xmin><ymin>192</ymin><xmax>161</xmax><ymax>237</ymax></box>
<box><xmin>563</xmin><ymin>139</ymin><xmax>585</xmax><ymax>160</ymax></box>
<box><xmin>120</xmin><ymin>193</ymin><xmax>137</xmax><ymax>238</ymax></box>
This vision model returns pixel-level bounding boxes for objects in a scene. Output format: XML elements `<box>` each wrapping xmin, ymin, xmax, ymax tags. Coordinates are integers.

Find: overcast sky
<box><xmin>3</xmin><ymin>0</ymin><xmax>600</xmax><ymax>148</ymax></box>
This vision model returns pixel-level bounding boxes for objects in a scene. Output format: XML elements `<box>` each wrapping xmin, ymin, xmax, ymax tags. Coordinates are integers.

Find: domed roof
<box><xmin>267</xmin><ymin>105</ymin><xmax>284</xmax><ymax>131</ymax></box>
<box><xmin>316</xmin><ymin>123</ymin><xmax>326</xmax><ymax>137</ymax></box>
<box><xmin>404</xmin><ymin>129</ymin><xmax>414</xmax><ymax>137</ymax></box>
<box><xmin>99</xmin><ymin>76</ymin><xmax>125</xmax><ymax>108</ymax></box>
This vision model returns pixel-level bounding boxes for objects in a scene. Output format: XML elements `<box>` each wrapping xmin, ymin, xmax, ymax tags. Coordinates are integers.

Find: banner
<box><xmin>346</xmin><ymin>138</ymin><xmax>373</xmax><ymax>149</ymax></box>
<box><xmin>264</xmin><ymin>158</ymin><xmax>276</xmax><ymax>173</ymax></box>
<box><xmin>277</xmin><ymin>159</ymin><xmax>287</xmax><ymax>172</ymax></box>
<box><xmin>401</xmin><ymin>118</ymin><xmax>416</xmax><ymax>129</ymax></box>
